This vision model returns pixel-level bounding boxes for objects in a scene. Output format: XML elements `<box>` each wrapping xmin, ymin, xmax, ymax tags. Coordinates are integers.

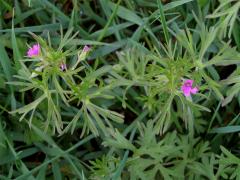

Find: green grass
<box><xmin>0</xmin><ymin>0</ymin><xmax>240</xmax><ymax>179</ymax></box>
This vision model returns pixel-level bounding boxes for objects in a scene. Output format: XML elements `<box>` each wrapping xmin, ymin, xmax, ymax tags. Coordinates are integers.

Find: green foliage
<box><xmin>0</xmin><ymin>0</ymin><xmax>240</xmax><ymax>179</ymax></box>
<box><xmin>9</xmin><ymin>29</ymin><xmax>124</xmax><ymax>136</ymax></box>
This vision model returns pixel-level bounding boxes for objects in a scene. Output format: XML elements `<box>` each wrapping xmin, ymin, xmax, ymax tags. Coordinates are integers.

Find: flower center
<box><xmin>185</xmin><ymin>82</ymin><xmax>191</xmax><ymax>87</ymax></box>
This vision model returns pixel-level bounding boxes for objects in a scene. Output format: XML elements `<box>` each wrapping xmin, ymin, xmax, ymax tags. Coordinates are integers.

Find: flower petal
<box><xmin>83</xmin><ymin>45</ymin><xmax>90</xmax><ymax>52</ymax></box>
<box><xmin>27</xmin><ymin>44</ymin><xmax>40</xmax><ymax>57</ymax></box>
<box><xmin>190</xmin><ymin>87</ymin><xmax>198</xmax><ymax>94</ymax></box>
<box><xmin>184</xmin><ymin>79</ymin><xmax>193</xmax><ymax>87</ymax></box>
<box><xmin>181</xmin><ymin>86</ymin><xmax>191</xmax><ymax>97</ymax></box>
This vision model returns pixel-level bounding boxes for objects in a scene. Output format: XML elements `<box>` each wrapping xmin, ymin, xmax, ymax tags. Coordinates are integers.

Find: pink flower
<box><xmin>181</xmin><ymin>79</ymin><xmax>198</xmax><ymax>97</ymax></box>
<box><xmin>83</xmin><ymin>45</ymin><xmax>90</xmax><ymax>52</ymax></box>
<box><xmin>27</xmin><ymin>44</ymin><xmax>40</xmax><ymax>57</ymax></box>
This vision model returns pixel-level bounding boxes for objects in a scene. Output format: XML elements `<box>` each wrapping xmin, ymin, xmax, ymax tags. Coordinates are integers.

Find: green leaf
<box><xmin>210</xmin><ymin>126</ymin><xmax>240</xmax><ymax>134</ymax></box>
